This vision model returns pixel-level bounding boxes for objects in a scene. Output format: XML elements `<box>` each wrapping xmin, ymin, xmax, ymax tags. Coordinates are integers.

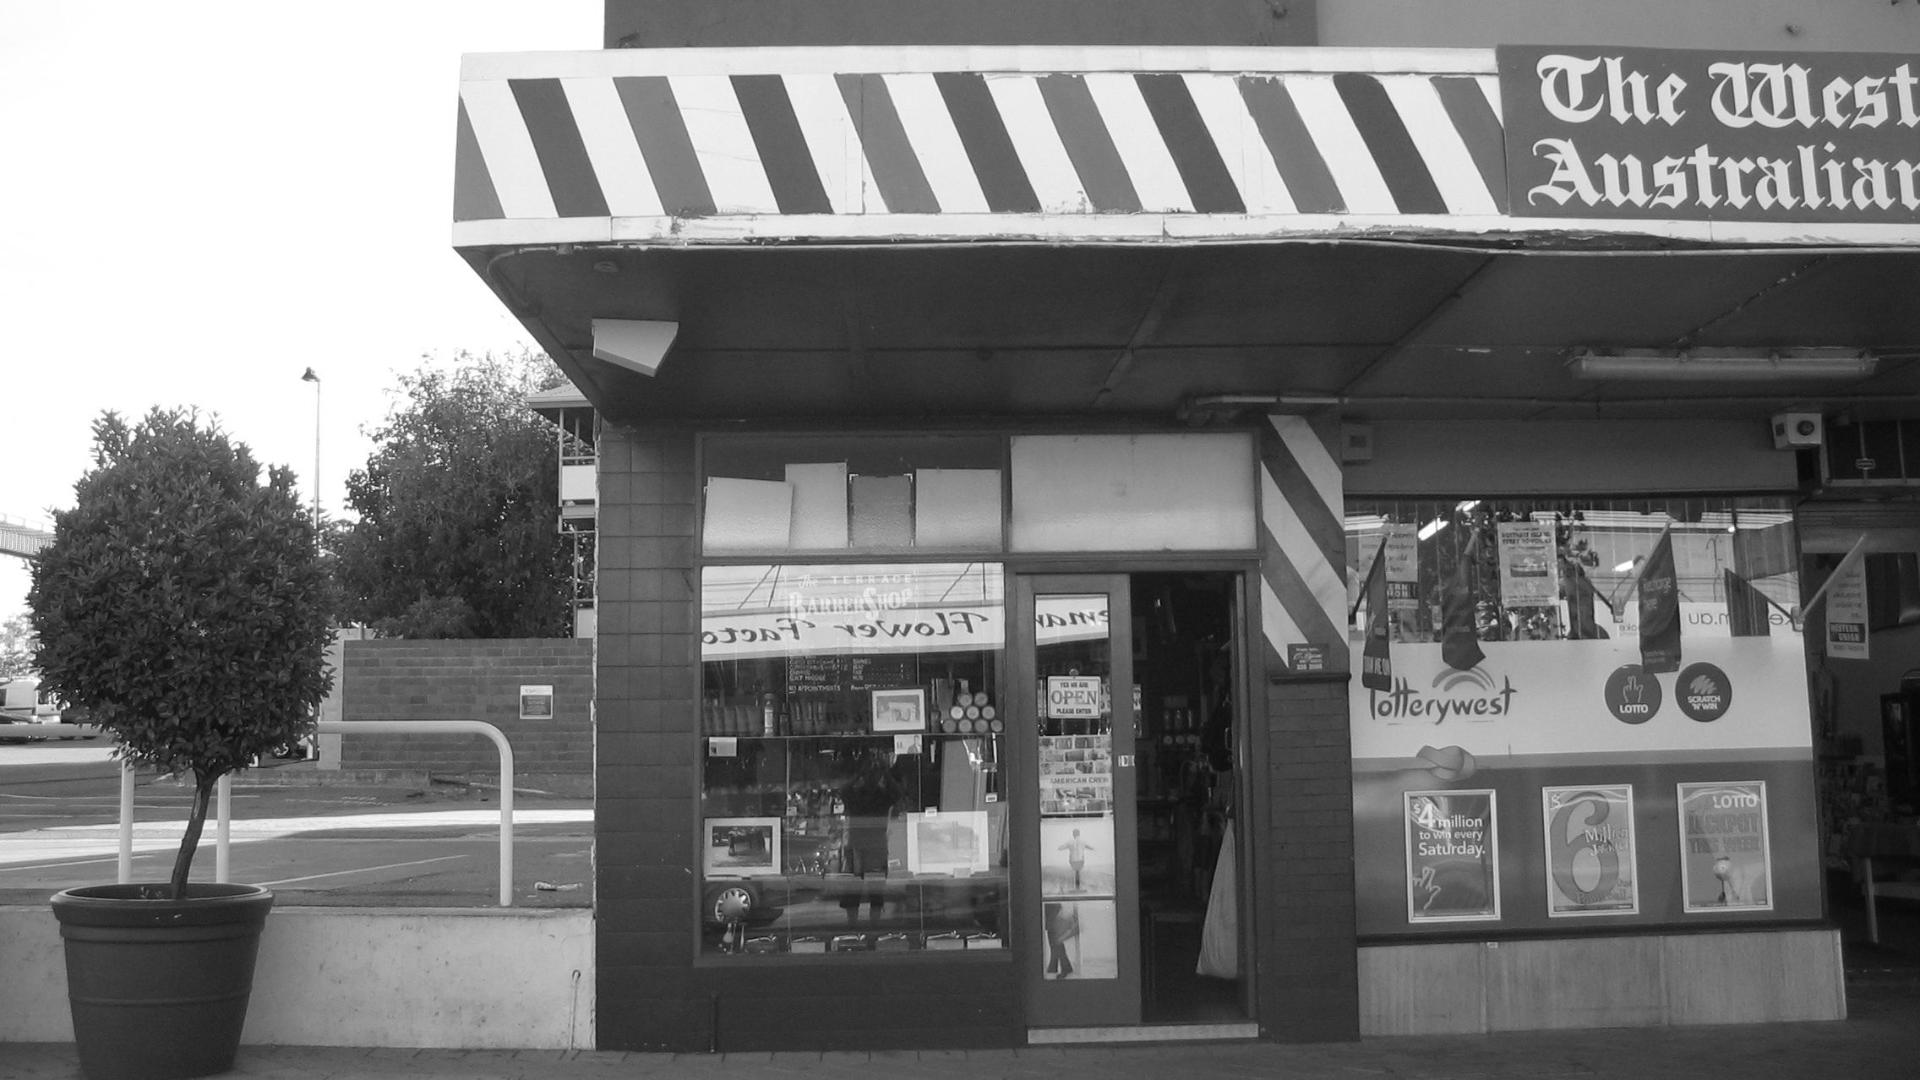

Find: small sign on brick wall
<box><xmin>520</xmin><ymin>684</ymin><xmax>555</xmax><ymax>719</ymax></box>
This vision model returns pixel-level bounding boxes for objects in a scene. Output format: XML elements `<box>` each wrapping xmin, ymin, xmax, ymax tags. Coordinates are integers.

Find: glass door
<box><xmin>1014</xmin><ymin>574</ymin><xmax>1140</xmax><ymax>1028</ymax></box>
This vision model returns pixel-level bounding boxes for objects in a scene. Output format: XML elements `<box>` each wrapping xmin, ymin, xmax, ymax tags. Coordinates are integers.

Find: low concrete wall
<box><xmin>0</xmin><ymin>905</ymin><xmax>593</xmax><ymax>1049</ymax></box>
<box><xmin>1359</xmin><ymin>928</ymin><xmax>1846</xmax><ymax>1034</ymax></box>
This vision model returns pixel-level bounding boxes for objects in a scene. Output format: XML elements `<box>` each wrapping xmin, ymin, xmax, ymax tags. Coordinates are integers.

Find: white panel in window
<box><xmin>1009</xmin><ymin>434</ymin><xmax>1256</xmax><ymax>552</ymax></box>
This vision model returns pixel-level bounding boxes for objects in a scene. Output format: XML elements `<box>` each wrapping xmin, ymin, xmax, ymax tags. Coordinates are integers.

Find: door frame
<box><xmin>1008</xmin><ymin>563</ymin><xmax>1264</xmax><ymax>1033</ymax></box>
<box><xmin>1010</xmin><ymin>573</ymin><xmax>1141</xmax><ymax>1028</ymax></box>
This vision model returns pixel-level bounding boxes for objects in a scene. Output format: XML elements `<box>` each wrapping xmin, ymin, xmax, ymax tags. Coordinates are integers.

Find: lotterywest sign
<box><xmin>1499</xmin><ymin>46</ymin><xmax>1920</xmax><ymax>222</ymax></box>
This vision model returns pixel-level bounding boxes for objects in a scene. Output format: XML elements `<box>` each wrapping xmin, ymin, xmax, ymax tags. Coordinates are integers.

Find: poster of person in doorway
<box><xmin>1038</xmin><ymin>899</ymin><xmax>1118</xmax><ymax>980</ymax></box>
<box><xmin>1043</xmin><ymin>901</ymin><xmax>1078</xmax><ymax>978</ymax></box>
<box><xmin>1039</xmin><ymin>817</ymin><xmax>1116</xmax><ymax>897</ymax></box>
<box><xmin>1677</xmin><ymin>781</ymin><xmax>1774</xmax><ymax>912</ymax></box>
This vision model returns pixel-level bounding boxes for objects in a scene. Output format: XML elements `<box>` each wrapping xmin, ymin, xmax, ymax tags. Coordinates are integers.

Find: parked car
<box><xmin>2</xmin><ymin>675</ymin><xmax>64</xmax><ymax>740</ymax></box>
<box><xmin>0</xmin><ymin>675</ymin><xmax>61</xmax><ymax>724</ymax></box>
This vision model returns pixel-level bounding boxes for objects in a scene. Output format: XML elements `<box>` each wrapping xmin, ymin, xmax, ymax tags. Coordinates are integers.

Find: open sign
<box><xmin>1045</xmin><ymin>675</ymin><xmax>1103</xmax><ymax>720</ymax></box>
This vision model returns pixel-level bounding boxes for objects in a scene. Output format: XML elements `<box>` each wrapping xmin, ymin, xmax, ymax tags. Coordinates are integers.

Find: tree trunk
<box><xmin>170</xmin><ymin>775</ymin><xmax>215</xmax><ymax>899</ymax></box>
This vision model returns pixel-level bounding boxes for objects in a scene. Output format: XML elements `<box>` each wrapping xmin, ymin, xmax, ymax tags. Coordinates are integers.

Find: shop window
<box><xmin>702</xmin><ymin>436</ymin><xmax>1003</xmax><ymax>555</ymax></box>
<box><xmin>1009</xmin><ymin>433</ymin><xmax>1255</xmax><ymax>552</ymax></box>
<box><xmin>1342</xmin><ymin>496</ymin><xmax>1824</xmax><ymax>937</ymax></box>
<box><xmin>699</xmin><ymin>562</ymin><xmax>1009</xmax><ymax>958</ymax></box>
<box><xmin>1344</xmin><ymin>497</ymin><xmax>1799</xmax><ymax>645</ymax></box>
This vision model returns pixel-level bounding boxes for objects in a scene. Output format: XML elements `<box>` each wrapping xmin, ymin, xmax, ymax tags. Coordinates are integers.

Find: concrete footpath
<box><xmin>4</xmin><ymin>976</ymin><xmax>1918</xmax><ymax>1080</ymax></box>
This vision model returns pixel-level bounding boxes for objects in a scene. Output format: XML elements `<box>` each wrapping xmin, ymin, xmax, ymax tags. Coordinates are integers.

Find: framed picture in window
<box><xmin>907</xmin><ymin>810</ymin><xmax>990</xmax><ymax>875</ymax></box>
<box><xmin>703</xmin><ymin>817</ymin><xmax>783</xmax><ymax>879</ymax></box>
<box><xmin>871</xmin><ymin>688</ymin><xmax>927</xmax><ymax>733</ymax></box>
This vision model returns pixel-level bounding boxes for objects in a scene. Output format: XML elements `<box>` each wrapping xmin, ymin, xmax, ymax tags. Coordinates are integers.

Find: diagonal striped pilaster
<box><xmin>1259</xmin><ymin>415</ymin><xmax>1348</xmax><ymax>673</ymax></box>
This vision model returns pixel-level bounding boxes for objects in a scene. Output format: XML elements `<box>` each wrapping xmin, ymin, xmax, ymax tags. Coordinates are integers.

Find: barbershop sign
<box><xmin>1499</xmin><ymin>46</ymin><xmax>1920</xmax><ymax>222</ymax></box>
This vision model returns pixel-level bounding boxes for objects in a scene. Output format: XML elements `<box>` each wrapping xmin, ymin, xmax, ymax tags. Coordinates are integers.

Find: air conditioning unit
<box><xmin>1771</xmin><ymin>412</ymin><xmax>1823</xmax><ymax>449</ymax></box>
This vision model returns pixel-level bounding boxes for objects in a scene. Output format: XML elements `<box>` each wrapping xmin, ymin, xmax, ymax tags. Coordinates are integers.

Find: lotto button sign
<box><xmin>1604</xmin><ymin>664</ymin><xmax>1662</xmax><ymax>724</ymax></box>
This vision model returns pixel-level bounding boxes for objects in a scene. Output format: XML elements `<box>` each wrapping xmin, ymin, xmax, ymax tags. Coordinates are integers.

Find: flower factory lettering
<box><xmin>1499</xmin><ymin>46</ymin><xmax>1920</xmax><ymax>222</ymax></box>
<box><xmin>703</xmin><ymin>608</ymin><xmax>996</xmax><ymax>649</ymax></box>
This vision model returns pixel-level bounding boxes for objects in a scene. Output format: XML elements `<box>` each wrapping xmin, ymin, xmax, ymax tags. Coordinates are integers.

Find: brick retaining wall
<box><xmin>340</xmin><ymin>638</ymin><xmax>593</xmax><ymax>776</ymax></box>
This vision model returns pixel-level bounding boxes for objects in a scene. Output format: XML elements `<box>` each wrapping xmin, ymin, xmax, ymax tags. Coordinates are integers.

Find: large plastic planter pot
<box><xmin>51</xmin><ymin>883</ymin><xmax>274</xmax><ymax>1080</ymax></box>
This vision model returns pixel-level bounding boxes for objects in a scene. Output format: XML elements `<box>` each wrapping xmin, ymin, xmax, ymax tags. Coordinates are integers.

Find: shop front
<box><xmin>453</xmin><ymin>42</ymin><xmax>1920</xmax><ymax>1050</ymax></box>
<box><xmin>685</xmin><ymin>430</ymin><xmax>1283</xmax><ymax>1045</ymax></box>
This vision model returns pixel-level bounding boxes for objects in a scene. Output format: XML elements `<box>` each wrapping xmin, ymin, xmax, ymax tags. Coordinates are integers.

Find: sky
<box><xmin>0</xmin><ymin>1</ymin><xmax>603</xmax><ymax>624</ymax></box>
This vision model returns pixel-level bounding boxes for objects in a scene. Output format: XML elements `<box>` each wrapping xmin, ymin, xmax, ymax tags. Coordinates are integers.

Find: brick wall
<box><xmin>1257</xmin><ymin>672</ymin><xmax>1361</xmax><ymax>1041</ymax></box>
<box><xmin>592</xmin><ymin>423</ymin><xmax>705</xmax><ymax>1051</ymax></box>
<box><xmin>339</xmin><ymin>638</ymin><xmax>593</xmax><ymax>776</ymax></box>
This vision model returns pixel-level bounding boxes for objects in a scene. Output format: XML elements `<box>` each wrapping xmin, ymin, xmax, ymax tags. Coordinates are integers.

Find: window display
<box><xmin>699</xmin><ymin>562</ymin><xmax>1009</xmax><ymax>958</ymax></box>
<box><xmin>1346</xmin><ymin>496</ymin><xmax>1821</xmax><ymax>936</ymax></box>
<box><xmin>1345</xmin><ymin>497</ymin><xmax>1799</xmax><ymax>645</ymax></box>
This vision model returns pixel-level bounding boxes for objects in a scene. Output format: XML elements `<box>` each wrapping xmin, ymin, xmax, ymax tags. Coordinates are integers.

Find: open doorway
<box><xmin>1130</xmin><ymin>572</ymin><xmax>1245</xmax><ymax>1024</ymax></box>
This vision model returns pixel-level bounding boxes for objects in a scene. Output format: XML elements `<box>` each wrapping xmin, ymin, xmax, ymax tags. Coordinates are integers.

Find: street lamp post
<box><xmin>300</xmin><ymin>368</ymin><xmax>321</xmax><ymax>534</ymax></box>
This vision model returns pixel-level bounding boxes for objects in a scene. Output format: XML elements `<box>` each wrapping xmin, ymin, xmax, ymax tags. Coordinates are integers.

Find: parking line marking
<box><xmin>0</xmin><ymin>854</ymin><xmax>152</xmax><ymax>874</ymax></box>
<box><xmin>255</xmin><ymin>855</ymin><xmax>469</xmax><ymax>887</ymax></box>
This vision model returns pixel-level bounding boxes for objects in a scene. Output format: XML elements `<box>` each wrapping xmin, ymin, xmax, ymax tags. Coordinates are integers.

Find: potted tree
<box><xmin>29</xmin><ymin>408</ymin><xmax>333</xmax><ymax>1080</ymax></box>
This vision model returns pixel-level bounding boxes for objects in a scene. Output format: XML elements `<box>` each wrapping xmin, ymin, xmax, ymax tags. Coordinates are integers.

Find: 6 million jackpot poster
<box><xmin>1542</xmin><ymin>785</ymin><xmax>1639</xmax><ymax>917</ymax></box>
<box><xmin>1404</xmin><ymin>791</ymin><xmax>1500</xmax><ymax>922</ymax></box>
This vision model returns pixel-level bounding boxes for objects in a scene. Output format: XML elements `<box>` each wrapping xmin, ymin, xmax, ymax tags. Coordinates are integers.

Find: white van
<box><xmin>0</xmin><ymin>675</ymin><xmax>61</xmax><ymax>725</ymax></box>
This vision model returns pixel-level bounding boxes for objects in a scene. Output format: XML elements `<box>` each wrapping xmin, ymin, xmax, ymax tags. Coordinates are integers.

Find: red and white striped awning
<box><xmin>453</xmin><ymin>46</ymin><xmax>1521</xmax><ymax>249</ymax></box>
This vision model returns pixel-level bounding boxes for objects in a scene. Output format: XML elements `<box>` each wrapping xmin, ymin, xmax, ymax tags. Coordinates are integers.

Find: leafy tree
<box><xmin>29</xmin><ymin>409</ymin><xmax>333</xmax><ymax>898</ymax></box>
<box><xmin>0</xmin><ymin>612</ymin><xmax>34</xmax><ymax>677</ymax></box>
<box><xmin>335</xmin><ymin>350</ymin><xmax>572</xmax><ymax>638</ymax></box>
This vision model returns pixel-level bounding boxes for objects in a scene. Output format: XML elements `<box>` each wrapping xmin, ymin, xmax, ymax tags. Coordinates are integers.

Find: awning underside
<box><xmin>473</xmin><ymin>240</ymin><xmax>1920</xmax><ymax>425</ymax></box>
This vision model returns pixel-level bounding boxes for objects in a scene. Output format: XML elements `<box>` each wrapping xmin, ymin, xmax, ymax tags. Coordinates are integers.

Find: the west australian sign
<box><xmin>1499</xmin><ymin>46</ymin><xmax>1920</xmax><ymax>223</ymax></box>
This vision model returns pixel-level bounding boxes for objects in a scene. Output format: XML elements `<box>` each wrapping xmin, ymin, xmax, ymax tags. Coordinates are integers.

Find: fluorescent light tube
<box><xmin>1571</xmin><ymin>349</ymin><xmax>1875</xmax><ymax>382</ymax></box>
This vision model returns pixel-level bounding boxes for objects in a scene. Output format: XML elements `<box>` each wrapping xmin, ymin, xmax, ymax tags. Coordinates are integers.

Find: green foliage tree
<box><xmin>28</xmin><ymin>409</ymin><xmax>333</xmax><ymax>898</ymax></box>
<box><xmin>335</xmin><ymin>350</ymin><xmax>572</xmax><ymax>638</ymax></box>
<box><xmin>0</xmin><ymin>612</ymin><xmax>34</xmax><ymax>677</ymax></box>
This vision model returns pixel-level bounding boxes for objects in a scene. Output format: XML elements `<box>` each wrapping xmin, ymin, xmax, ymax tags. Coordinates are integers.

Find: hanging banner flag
<box><xmin>1723</xmin><ymin>568</ymin><xmax>1773</xmax><ymax>638</ymax></box>
<box><xmin>1563</xmin><ymin>566</ymin><xmax>1606</xmax><ymax>640</ymax></box>
<box><xmin>1383</xmin><ymin>525</ymin><xmax>1421</xmax><ymax>612</ymax></box>
<box><xmin>1439</xmin><ymin>551</ymin><xmax>1486</xmax><ymax>672</ymax></box>
<box><xmin>1360</xmin><ymin>537</ymin><xmax>1393</xmax><ymax>691</ymax></box>
<box><xmin>1824</xmin><ymin>554</ymin><xmax>1870</xmax><ymax>661</ymax></box>
<box><xmin>1638</xmin><ymin>529</ymin><xmax>1681</xmax><ymax>673</ymax></box>
<box><xmin>1496</xmin><ymin>521</ymin><xmax>1558</xmax><ymax>607</ymax></box>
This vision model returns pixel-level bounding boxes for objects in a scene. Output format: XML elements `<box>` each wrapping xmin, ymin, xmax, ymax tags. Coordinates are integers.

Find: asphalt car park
<box><xmin>0</xmin><ymin>741</ymin><xmax>593</xmax><ymax>908</ymax></box>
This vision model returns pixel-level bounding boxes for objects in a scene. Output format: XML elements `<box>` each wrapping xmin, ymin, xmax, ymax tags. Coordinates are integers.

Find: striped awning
<box><xmin>454</xmin><ymin>46</ymin><xmax>1518</xmax><ymax>248</ymax></box>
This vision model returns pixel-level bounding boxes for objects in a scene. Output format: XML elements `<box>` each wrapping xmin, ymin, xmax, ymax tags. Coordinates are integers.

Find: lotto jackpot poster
<box><xmin>1678</xmin><ymin>781</ymin><xmax>1774</xmax><ymax>913</ymax></box>
<box><xmin>1542</xmin><ymin>785</ymin><xmax>1639</xmax><ymax>917</ymax></box>
<box><xmin>1404</xmin><ymin>791</ymin><xmax>1499</xmax><ymax>922</ymax></box>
